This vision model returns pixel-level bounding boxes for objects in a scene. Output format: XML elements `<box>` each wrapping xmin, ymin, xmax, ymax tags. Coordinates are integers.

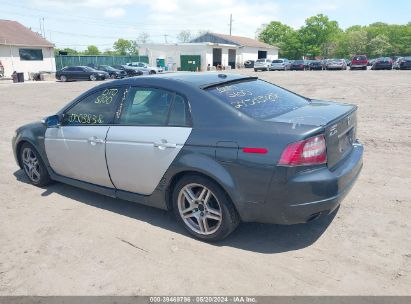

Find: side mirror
<box><xmin>42</xmin><ymin>114</ymin><xmax>61</xmax><ymax>128</ymax></box>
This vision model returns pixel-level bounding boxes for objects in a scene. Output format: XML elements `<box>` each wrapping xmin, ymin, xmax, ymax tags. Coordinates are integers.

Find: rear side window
<box><xmin>206</xmin><ymin>79</ymin><xmax>309</xmax><ymax>120</ymax></box>
<box><xmin>118</xmin><ymin>88</ymin><xmax>190</xmax><ymax>126</ymax></box>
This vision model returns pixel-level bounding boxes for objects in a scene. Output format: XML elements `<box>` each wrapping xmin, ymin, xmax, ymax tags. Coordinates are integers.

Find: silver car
<box><xmin>253</xmin><ymin>59</ymin><xmax>272</xmax><ymax>72</ymax></box>
<box><xmin>326</xmin><ymin>59</ymin><xmax>347</xmax><ymax>70</ymax></box>
<box><xmin>127</xmin><ymin>62</ymin><xmax>163</xmax><ymax>74</ymax></box>
<box><xmin>269</xmin><ymin>59</ymin><xmax>291</xmax><ymax>71</ymax></box>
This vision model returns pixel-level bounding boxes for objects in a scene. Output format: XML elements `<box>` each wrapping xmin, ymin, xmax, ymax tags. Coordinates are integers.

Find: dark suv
<box><xmin>350</xmin><ymin>55</ymin><xmax>368</xmax><ymax>70</ymax></box>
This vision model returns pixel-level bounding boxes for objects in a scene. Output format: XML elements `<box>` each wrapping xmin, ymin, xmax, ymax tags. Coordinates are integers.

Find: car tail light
<box><xmin>278</xmin><ymin>135</ymin><xmax>327</xmax><ymax>166</ymax></box>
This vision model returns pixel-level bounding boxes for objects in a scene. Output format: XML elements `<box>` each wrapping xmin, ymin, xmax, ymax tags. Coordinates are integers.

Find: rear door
<box><xmin>45</xmin><ymin>87</ymin><xmax>123</xmax><ymax>187</ymax></box>
<box><xmin>106</xmin><ymin>87</ymin><xmax>192</xmax><ymax>195</ymax></box>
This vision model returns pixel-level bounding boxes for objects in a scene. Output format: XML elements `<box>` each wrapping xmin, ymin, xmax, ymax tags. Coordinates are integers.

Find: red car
<box><xmin>350</xmin><ymin>55</ymin><xmax>368</xmax><ymax>70</ymax></box>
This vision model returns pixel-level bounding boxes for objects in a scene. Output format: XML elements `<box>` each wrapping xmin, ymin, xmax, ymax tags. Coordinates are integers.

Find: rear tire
<box><xmin>19</xmin><ymin>143</ymin><xmax>52</xmax><ymax>187</ymax></box>
<box><xmin>172</xmin><ymin>174</ymin><xmax>239</xmax><ymax>242</ymax></box>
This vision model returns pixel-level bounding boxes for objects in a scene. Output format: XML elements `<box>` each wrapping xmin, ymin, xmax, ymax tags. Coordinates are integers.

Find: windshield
<box><xmin>256</xmin><ymin>59</ymin><xmax>266</xmax><ymax>63</ymax></box>
<box><xmin>205</xmin><ymin>79</ymin><xmax>309</xmax><ymax>120</ymax></box>
<box><xmin>353</xmin><ymin>56</ymin><xmax>367</xmax><ymax>61</ymax></box>
<box><xmin>83</xmin><ymin>67</ymin><xmax>96</xmax><ymax>72</ymax></box>
<box><xmin>272</xmin><ymin>60</ymin><xmax>284</xmax><ymax>63</ymax></box>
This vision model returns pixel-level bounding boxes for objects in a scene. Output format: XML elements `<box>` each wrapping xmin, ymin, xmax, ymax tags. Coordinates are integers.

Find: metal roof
<box><xmin>191</xmin><ymin>32</ymin><xmax>277</xmax><ymax>49</ymax></box>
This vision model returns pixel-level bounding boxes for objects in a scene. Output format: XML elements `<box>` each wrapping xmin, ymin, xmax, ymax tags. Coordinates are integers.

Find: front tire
<box><xmin>172</xmin><ymin>174</ymin><xmax>239</xmax><ymax>242</ymax></box>
<box><xmin>90</xmin><ymin>74</ymin><xmax>97</xmax><ymax>81</ymax></box>
<box><xmin>19</xmin><ymin>143</ymin><xmax>52</xmax><ymax>187</ymax></box>
<box><xmin>149</xmin><ymin>70</ymin><xmax>156</xmax><ymax>75</ymax></box>
<box><xmin>60</xmin><ymin>75</ymin><xmax>67</xmax><ymax>82</ymax></box>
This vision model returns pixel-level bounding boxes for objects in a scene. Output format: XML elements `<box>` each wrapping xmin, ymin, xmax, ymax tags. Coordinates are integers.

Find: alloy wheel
<box><xmin>177</xmin><ymin>183</ymin><xmax>223</xmax><ymax>235</ymax></box>
<box><xmin>22</xmin><ymin>147</ymin><xmax>41</xmax><ymax>183</ymax></box>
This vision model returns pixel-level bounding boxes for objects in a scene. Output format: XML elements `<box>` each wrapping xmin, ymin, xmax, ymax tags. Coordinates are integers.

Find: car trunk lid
<box><xmin>267</xmin><ymin>100</ymin><xmax>357</xmax><ymax>168</ymax></box>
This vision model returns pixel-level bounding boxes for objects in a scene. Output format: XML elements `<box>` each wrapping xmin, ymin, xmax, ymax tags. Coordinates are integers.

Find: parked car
<box><xmin>350</xmin><ymin>55</ymin><xmax>368</xmax><ymax>70</ymax></box>
<box><xmin>254</xmin><ymin>59</ymin><xmax>272</xmax><ymax>71</ymax></box>
<box><xmin>97</xmin><ymin>65</ymin><xmax>127</xmax><ymax>79</ymax></box>
<box><xmin>127</xmin><ymin>62</ymin><xmax>163</xmax><ymax>74</ymax></box>
<box><xmin>13</xmin><ymin>73</ymin><xmax>363</xmax><ymax>241</ymax></box>
<box><xmin>398</xmin><ymin>56</ymin><xmax>411</xmax><ymax>70</ymax></box>
<box><xmin>244</xmin><ymin>60</ymin><xmax>255</xmax><ymax>68</ymax></box>
<box><xmin>112</xmin><ymin>65</ymin><xmax>143</xmax><ymax>77</ymax></box>
<box><xmin>304</xmin><ymin>60</ymin><xmax>312</xmax><ymax>69</ymax></box>
<box><xmin>371</xmin><ymin>57</ymin><xmax>393</xmax><ymax>70</ymax></box>
<box><xmin>309</xmin><ymin>60</ymin><xmax>324</xmax><ymax>70</ymax></box>
<box><xmin>269</xmin><ymin>59</ymin><xmax>291</xmax><ymax>71</ymax></box>
<box><xmin>326</xmin><ymin>59</ymin><xmax>347</xmax><ymax>70</ymax></box>
<box><xmin>290</xmin><ymin>60</ymin><xmax>306</xmax><ymax>71</ymax></box>
<box><xmin>393</xmin><ymin>57</ymin><xmax>403</xmax><ymax>70</ymax></box>
<box><xmin>56</xmin><ymin>66</ymin><xmax>109</xmax><ymax>82</ymax></box>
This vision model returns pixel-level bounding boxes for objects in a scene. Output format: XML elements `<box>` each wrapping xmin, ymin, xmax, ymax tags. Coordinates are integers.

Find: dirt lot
<box><xmin>0</xmin><ymin>70</ymin><xmax>410</xmax><ymax>295</ymax></box>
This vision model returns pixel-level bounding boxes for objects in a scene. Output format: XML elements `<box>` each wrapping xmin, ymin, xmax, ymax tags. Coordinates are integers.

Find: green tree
<box><xmin>113</xmin><ymin>38</ymin><xmax>132</xmax><ymax>55</ymax></box>
<box><xmin>368</xmin><ymin>34</ymin><xmax>392</xmax><ymax>57</ymax></box>
<box><xmin>258</xmin><ymin>21</ymin><xmax>302</xmax><ymax>59</ymax></box>
<box><xmin>113</xmin><ymin>38</ymin><xmax>139</xmax><ymax>55</ymax></box>
<box><xmin>83</xmin><ymin>45</ymin><xmax>100</xmax><ymax>55</ymax></box>
<box><xmin>258</xmin><ymin>21</ymin><xmax>294</xmax><ymax>46</ymax></box>
<box><xmin>299</xmin><ymin>14</ymin><xmax>341</xmax><ymax>57</ymax></box>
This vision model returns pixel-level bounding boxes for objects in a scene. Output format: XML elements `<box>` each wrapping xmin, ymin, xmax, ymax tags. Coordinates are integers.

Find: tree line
<box><xmin>258</xmin><ymin>14</ymin><xmax>411</xmax><ymax>59</ymax></box>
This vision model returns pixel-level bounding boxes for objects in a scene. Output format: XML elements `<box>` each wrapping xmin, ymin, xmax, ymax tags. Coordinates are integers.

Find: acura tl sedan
<box><xmin>12</xmin><ymin>73</ymin><xmax>363</xmax><ymax>241</ymax></box>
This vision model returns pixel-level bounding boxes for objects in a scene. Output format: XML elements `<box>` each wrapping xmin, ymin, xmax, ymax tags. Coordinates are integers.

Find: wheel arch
<box><xmin>165</xmin><ymin>170</ymin><xmax>237</xmax><ymax>214</ymax></box>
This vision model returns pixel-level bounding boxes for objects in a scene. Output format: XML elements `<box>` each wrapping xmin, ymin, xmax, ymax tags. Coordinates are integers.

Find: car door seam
<box><xmin>104</xmin><ymin>126</ymin><xmax>117</xmax><ymax>190</ymax></box>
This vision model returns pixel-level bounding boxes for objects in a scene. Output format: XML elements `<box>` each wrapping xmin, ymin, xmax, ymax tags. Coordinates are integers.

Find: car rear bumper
<box><xmin>238</xmin><ymin>141</ymin><xmax>363</xmax><ymax>224</ymax></box>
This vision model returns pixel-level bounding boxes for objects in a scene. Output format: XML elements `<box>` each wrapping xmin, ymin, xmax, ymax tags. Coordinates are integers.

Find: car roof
<box><xmin>105</xmin><ymin>72</ymin><xmax>256</xmax><ymax>88</ymax></box>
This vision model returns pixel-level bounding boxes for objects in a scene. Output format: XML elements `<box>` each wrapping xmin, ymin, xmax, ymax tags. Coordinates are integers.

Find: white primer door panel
<box><xmin>106</xmin><ymin>126</ymin><xmax>192</xmax><ymax>195</ymax></box>
<box><xmin>45</xmin><ymin>126</ymin><xmax>113</xmax><ymax>188</ymax></box>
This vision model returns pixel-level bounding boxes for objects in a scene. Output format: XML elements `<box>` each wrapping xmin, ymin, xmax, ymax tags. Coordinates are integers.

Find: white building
<box><xmin>138</xmin><ymin>32</ymin><xmax>278</xmax><ymax>71</ymax></box>
<box><xmin>0</xmin><ymin>20</ymin><xmax>55</xmax><ymax>79</ymax></box>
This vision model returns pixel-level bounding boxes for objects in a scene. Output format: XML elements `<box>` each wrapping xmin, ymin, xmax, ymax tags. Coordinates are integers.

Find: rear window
<box><xmin>294</xmin><ymin>60</ymin><xmax>304</xmax><ymax>64</ymax></box>
<box><xmin>272</xmin><ymin>60</ymin><xmax>284</xmax><ymax>63</ymax></box>
<box><xmin>256</xmin><ymin>59</ymin><xmax>266</xmax><ymax>63</ymax></box>
<box><xmin>206</xmin><ymin>79</ymin><xmax>309</xmax><ymax>120</ymax></box>
<box><xmin>353</xmin><ymin>56</ymin><xmax>367</xmax><ymax>61</ymax></box>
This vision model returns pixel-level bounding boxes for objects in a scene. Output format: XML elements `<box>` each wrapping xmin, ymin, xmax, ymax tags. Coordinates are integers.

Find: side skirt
<box><xmin>49</xmin><ymin>171</ymin><xmax>168</xmax><ymax>210</ymax></box>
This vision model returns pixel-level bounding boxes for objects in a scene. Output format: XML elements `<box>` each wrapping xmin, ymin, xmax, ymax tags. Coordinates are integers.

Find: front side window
<box><xmin>62</xmin><ymin>88</ymin><xmax>122</xmax><ymax>126</ymax></box>
<box><xmin>19</xmin><ymin>48</ymin><xmax>43</xmax><ymax>61</ymax></box>
<box><xmin>118</xmin><ymin>87</ymin><xmax>190</xmax><ymax>126</ymax></box>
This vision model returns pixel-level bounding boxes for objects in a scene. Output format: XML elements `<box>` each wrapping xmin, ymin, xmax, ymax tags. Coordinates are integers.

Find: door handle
<box><xmin>88</xmin><ymin>136</ymin><xmax>105</xmax><ymax>146</ymax></box>
<box><xmin>154</xmin><ymin>139</ymin><xmax>177</xmax><ymax>150</ymax></box>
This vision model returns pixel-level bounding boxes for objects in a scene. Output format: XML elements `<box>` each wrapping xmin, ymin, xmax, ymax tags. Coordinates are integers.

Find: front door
<box><xmin>106</xmin><ymin>87</ymin><xmax>192</xmax><ymax>195</ymax></box>
<box><xmin>45</xmin><ymin>87</ymin><xmax>123</xmax><ymax>187</ymax></box>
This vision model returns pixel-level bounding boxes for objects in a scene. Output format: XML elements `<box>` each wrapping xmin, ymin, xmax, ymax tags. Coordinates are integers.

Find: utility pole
<box><xmin>42</xmin><ymin>17</ymin><xmax>45</xmax><ymax>37</ymax></box>
<box><xmin>229</xmin><ymin>14</ymin><xmax>233</xmax><ymax>36</ymax></box>
<box><xmin>163</xmin><ymin>34</ymin><xmax>168</xmax><ymax>43</ymax></box>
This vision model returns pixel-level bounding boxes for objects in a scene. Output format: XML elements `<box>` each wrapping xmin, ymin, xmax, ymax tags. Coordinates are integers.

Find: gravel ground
<box><xmin>0</xmin><ymin>70</ymin><xmax>410</xmax><ymax>295</ymax></box>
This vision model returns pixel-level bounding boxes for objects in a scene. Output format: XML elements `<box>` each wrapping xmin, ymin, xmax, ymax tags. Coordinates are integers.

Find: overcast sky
<box><xmin>1</xmin><ymin>0</ymin><xmax>410</xmax><ymax>51</ymax></box>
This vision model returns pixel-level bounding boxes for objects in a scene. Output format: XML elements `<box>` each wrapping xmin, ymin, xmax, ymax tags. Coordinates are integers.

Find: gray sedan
<box><xmin>12</xmin><ymin>73</ymin><xmax>363</xmax><ymax>241</ymax></box>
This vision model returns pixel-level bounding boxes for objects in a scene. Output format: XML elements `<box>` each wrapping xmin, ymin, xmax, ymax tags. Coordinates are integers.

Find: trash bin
<box><xmin>17</xmin><ymin>72</ymin><xmax>24</xmax><ymax>82</ymax></box>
